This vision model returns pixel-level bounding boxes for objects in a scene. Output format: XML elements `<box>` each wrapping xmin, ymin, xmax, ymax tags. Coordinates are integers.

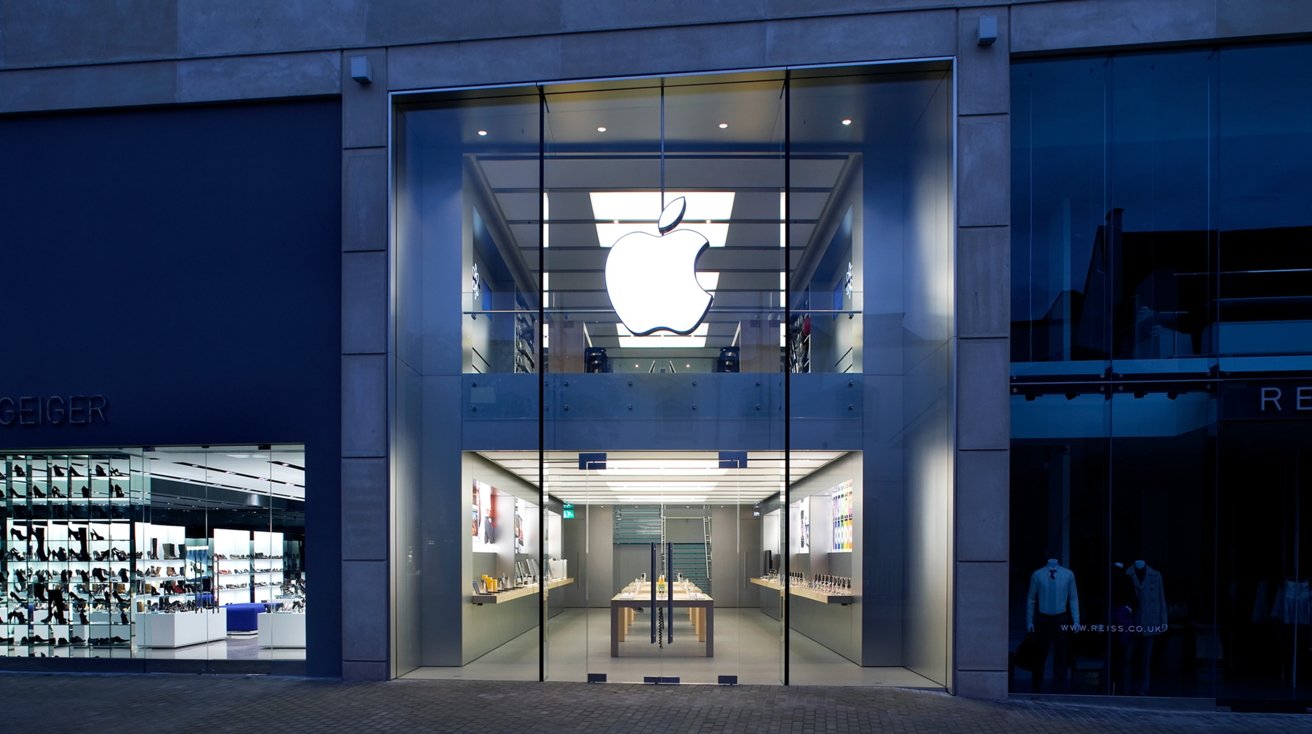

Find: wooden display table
<box><xmin>749</xmin><ymin>576</ymin><xmax>856</xmax><ymax>605</ymax></box>
<box><xmin>471</xmin><ymin>577</ymin><xmax>574</xmax><ymax>605</ymax></box>
<box><xmin>610</xmin><ymin>581</ymin><xmax>714</xmax><ymax>657</ymax></box>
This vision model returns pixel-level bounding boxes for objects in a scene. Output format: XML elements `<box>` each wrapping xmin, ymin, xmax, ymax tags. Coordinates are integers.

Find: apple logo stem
<box><xmin>605</xmin><ymin>196</ymin><xmax>714</xmax><ymax>336</ymax></box>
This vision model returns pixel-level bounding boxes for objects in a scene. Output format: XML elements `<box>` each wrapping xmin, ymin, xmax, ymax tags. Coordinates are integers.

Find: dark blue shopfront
<box><xmin>0</xmin><ymin>99</ymin><xmax>342</xmax><ymax>675</ymax></box>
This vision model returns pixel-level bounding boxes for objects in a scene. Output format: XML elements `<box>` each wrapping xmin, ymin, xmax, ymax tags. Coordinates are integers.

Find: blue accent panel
<box><xmin>578</xmin><ymin>452</ymin><xmax>606</xmax><ymax>470</ymax></box>
<box><xmin>718</xmin><ymin>451</ymin><xmax>748</xmax><ymax>468</ymax></box>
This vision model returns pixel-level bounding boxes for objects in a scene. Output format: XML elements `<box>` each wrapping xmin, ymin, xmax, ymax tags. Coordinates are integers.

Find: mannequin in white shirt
<box><xmin>1026</xmin><ymin>557</ymin><xmax>1080</xmax><ymax>692</ymax></box>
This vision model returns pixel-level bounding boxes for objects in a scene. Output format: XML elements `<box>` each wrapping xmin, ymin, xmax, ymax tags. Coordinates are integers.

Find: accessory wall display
<box><xmin>830</xmin><ymin>480</ymin><xmax>854</xmax><ymax>552</ymax></box>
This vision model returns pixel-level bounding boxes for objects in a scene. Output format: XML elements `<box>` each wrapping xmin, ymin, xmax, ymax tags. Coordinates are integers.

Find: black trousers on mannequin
<box><xmin>1129</xmin><ymin>634</ymin><xmax>1155</xmax><ymax>695</ymax></box>
<box><xmin>1032</xmin><ymin>610</ymin><xmax>1073</xmax><ymax>692</ymax></box>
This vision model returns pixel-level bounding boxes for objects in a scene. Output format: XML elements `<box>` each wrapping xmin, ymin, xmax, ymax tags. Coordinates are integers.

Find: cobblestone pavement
<box><xmin>2</xmin><ymin>673</ymin><xmax>1309</xmax><ymax>733</ymax></box>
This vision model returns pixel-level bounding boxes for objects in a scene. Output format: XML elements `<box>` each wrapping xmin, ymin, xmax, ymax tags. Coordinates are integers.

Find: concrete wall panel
<box><xmin>956</xmin><ymin>339</ymin><xmax>1009</xmax><ymax>451</ymax></box>
<box><xmin>342</xmin><ymin>457</ymin><xmax>388</xmax><ymax>562</ymax></box>
<box><xmin>343</xmin><ymin>251</ymin><xmax>387</xmax><ymax>355</ymax></box>
<box><xmin>342</xmin><ymin>560</ymin><xmax>389</xmax><ymax>663</ymax></box>
<box><xmin>956</xmin><ymin>226</ymin><xmax>1010</xmax><ymax>339</ymax></box>
<box><xmin>0</xmin><ymin>0</ymin><xmax>177</xmax><ymax>67</ymax></box>
<box><xmin>178</xmin><ymin>0</ymin><xmax>365</xmax><ymax>57</ymax></box>
<box><xmin>176</xmin><ymin>51</ymin><xmax>340</xmax><ymax>103</ymax></box>
<box><xmin>954</xmin><ymin>561</ymin><xmax>1008</xmax><ymax>671</ymax></box>
<box><xmin>957</xmin><ymin>7</ymin><xmax>1010</xmax><ymax>117</ymax></box>
<box><xmin>956</xmin><ymin>450</ymin><xmax>1008</xmax><ymax>562</ymax></box>
<box><xmin>1012</xmin><ymin>0</ymin><xmax>1216</xmax><ymax>54</ymax></box>
<box><xmin>343</xmin><ymin>148</ymin><xmax>389</xmax><ymax>252</ymax></box>
<box><xmin>0</xmin><ymin>62</ymin><xmax>176</xmax><ymax>114</ymax></box>
<box><xmin>343</xmin><ymin>354</ymin><xmax>387</xmax><ymax>458</ymax></box>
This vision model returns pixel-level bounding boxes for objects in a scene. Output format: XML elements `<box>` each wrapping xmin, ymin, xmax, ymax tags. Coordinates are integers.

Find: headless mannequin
<box><xmin>1027</xmin><ymin>557</ymin><xmax>1080</xmax><ymax>693</ymax></box>
<box><xmin>1127</xmin><ymin>558</ymin><xmax>1167</xmax><ymax>695</ymax></box>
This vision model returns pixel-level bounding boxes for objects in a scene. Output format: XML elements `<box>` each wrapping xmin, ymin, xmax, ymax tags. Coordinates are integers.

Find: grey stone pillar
<box><xmin>340</xmin><ymin>48</ymin><xmax>392</xmax><ymax>681</ymax></box>
<box><xmin>952</xmin><ymin>8</ymin><xmax>1012</xmax><ymax>700</ymax></box>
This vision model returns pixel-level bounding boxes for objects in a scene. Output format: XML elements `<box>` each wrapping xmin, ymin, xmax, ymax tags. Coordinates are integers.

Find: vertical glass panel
<box><xmin>1011</xmin><ymin>58</ymin><xmax>1111</xmax><ymax>370</ymax></box>
<box><xmin>1010</xmin><ymin>392</ymin><xmax>1111</xmax><ymax>693</ymax></box>
<box><xmin>541</xmin><ymin>74</ymin><xmax>787</xmax><ymax>685</ymax></box>
<box><xmin>1109</xmin><ymin>390</ymin><xmax>1215</xmax><ymax>697</ymax></box>
<box><xmin>787</xmin><ymin>65</ymin><xmax>953</xmax><ymax>687</ymax></box>
<box><xmin>1216</xmin><ymin>44</ymin><xmax>1312</xmax><ymax>360</ymax></box>
<box><xmin>393</xmin><ymin>90</ymin><xmax>542</xmax><ymax>680</ymax></box>
<box><xmin>1218</xmin><ymin>410</ymin><xmax>1312</xmax><ymax>704</ymax></box>
<box><xmin>1108</xmin><ymin>51</ymin><xmax>1215</xmax><ymax>367</ymax></box>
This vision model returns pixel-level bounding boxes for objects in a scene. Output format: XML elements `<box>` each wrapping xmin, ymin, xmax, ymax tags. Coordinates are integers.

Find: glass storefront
<box><xmin>393</xmin><ymin>63</ymin><xmax>955</xmax><ymax>686</ymax></box>
<box><xmin>1010</xmin><ymin>43</ymin><xmax>1312</xmax><ymax>706</ymax></box>
<box><xmin>0</xmin><ymin>447</ymin><xmax>307</xmax><ymax>670</ymax></box>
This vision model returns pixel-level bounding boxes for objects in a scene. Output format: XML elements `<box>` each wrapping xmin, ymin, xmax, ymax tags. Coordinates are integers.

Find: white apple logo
<box><xmin>604</xmin><ymin>197</ymin><xmax>713</xmax><ymax>336</ymax></box>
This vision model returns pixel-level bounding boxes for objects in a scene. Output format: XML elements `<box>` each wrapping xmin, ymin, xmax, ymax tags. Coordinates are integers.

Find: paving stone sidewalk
<box><xmin>1</xmin><ymin>673</ymin><xmax>1309</xmax><ymax>733</ymax></box>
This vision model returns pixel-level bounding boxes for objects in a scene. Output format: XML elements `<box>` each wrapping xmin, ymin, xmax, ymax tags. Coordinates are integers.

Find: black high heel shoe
<box><xmin>32</xmin><ymin>485</ymin><xmax>45</xmax><ymax>499</ymax></box>
<box><xmin>90</xmin><ymin>529</ymin><xmax>104</xmax><ymax>541</ymax></box>
<box><xmin>79</xmin><ymin>485</ymin><xmax>91</xmax><ymax>498</ymax></box>
<box><xmin>52</xmin><ymin>465</ymin><xmax>65</xmax><ymax>478</ymax></box>
<box><xmin>94</xmin><ymin>465</ymin><xmax>106</xmax><ymax>478</ymax></box>
<box><xmin>8</xmin><ymin>591</ymin><xmax>23</xmax><ymax>604</ymax></box>
<box><xmin>112</xmin><ymin>484</ymin><xmax>125</xmax><ymax>499</ymax></box>
<box><xmin>9</xmin><ymin>528</ymin><xmax>26</xmax><ymax>541</ymax></box>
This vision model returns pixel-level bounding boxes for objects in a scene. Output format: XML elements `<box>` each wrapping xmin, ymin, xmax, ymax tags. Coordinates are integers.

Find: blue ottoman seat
<box><xmin>225</xmin><ymin>603</ymin><xmax>266</xmax><ymax>633</ymax></box>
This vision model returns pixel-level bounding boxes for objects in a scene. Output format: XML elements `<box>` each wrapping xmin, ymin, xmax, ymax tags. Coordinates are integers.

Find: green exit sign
<box><xmin>563</xmin><ymin>508</ymin><xmax>575</xmax><ymax>519</ymax></box>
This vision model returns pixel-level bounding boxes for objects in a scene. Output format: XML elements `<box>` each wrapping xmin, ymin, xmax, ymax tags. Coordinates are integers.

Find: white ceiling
<box><xmin>145</xmin><ymin>447</ymin><xmax>305</xmax><ymax>501</ymax></box>
<box><xmin>478</xmin><ymin>450</ymin><xmax>847</xmax><ymax>506</ymax></box>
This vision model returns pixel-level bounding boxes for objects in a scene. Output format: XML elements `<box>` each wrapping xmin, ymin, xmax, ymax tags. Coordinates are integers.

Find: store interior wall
<box><xmin>557</xmin><ymin>504</ymin><xmax>613</xmax><ymax>609</ymax></box>
<box><xmin>853</xmin><ymin>71</ymin><xmax>953</xmax><ymax>683</ymax></box>
<box><xmin>897</xmin><ymin>72</ymin><xmax>954</xmax><ymax>687</ymax></box>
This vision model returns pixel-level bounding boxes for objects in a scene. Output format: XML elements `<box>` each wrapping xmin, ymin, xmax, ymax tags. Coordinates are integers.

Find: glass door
<box><xmin>1219</xmin><ymin>420</ymin><xmax>1312</xmax><ymax>708</ymax></box>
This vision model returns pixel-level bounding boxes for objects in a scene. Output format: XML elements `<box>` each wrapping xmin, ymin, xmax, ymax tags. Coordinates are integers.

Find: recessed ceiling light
<box><xmin>477</xmin><ymin>130</ymin><xmax>488</xmax><ymax>136</ymax></box>
<box><xmin>841</xmin><ymin>118</ymin><xmax>852</xmax><ymax>126</ymax></box>
<box><xmin>718</xmin><ymin>122</ymin><xmax>728</xmax><ymax>129</ymax></box>
<box><xmin>596</xmin><ymin>126</ymin><xmax>607</xmax><ymax>133</ymax></box>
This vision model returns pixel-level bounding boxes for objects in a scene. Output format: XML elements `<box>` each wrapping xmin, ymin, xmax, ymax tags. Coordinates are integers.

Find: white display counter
<box><xmin>257</xmin><ymin>612</ymin><xmax>306</xmax><ymax>648</ymax></box>
<box><xmin>137</xmin><ymin>609</ymin><xmax>228</xmax><ymax>648</ymax></box>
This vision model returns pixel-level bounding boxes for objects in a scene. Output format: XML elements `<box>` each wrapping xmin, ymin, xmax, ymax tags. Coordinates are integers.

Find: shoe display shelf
<box><xmin>2</xmin><ymin>453</ymin><xmax>141</xmax><ymax>657</ymax></box>
<box><xmin>213</xmin><ymin>527</ymin><xmax>253</xmax><ymax>606</ymax></box>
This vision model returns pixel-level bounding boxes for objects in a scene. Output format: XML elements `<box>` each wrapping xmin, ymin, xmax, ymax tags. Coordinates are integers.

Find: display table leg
<box><xmin>611</xmin><ymin>604</ymin><xmax>621</xmax><ymax>657</ymax></box>
<box><xmin>704</xmin><ymin>605</ymin><xmax>714</xmax><ymax>657</ymax></box>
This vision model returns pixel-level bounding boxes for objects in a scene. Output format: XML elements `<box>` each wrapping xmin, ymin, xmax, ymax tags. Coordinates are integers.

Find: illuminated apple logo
<box><xmin>604</xmin><ymin>197</ymin><xmax>713</xmax><ymax>335</ymax></box>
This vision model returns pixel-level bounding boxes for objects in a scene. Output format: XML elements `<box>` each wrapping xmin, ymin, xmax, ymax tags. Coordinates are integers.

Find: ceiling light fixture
<box><xmin>718</xmin><ymin>122</ymin><xmax>728</xmax><ymax>129</ymax></box>
<box><xmin>596</xmin><ymin>126</ymin><xmax>607</xmax><ymax>132</ymax></box>
<box><xmin>477</xmin><ymin>130</ymin><xmax>488</xmax><ymax>136</ymax></box>
<box><xmin>841</xmin><ymin>118</ymin><xmax>853</xmax><ymax>126</ymax></box>
<box><xmin>591</xmin><ymin>191</ymin><xmax>735</xmax><ymax>248</ymax></box>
